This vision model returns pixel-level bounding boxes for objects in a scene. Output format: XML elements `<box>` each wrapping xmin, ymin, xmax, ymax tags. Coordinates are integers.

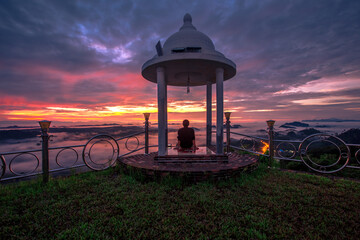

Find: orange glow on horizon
<box><xmin>2</xmin><ymin>105</ymin><xmax>254</xmax><ymax>124</ymax></box>
<box><xmin>2</xmin><ymin>97</ymin><xmax>249</xmax><ymax>124</ymax></box>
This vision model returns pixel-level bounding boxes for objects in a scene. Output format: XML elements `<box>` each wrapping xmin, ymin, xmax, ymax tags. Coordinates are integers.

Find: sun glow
<box><xmin>3</xmin><ymin>102</ymin><xmax>228</xmax><ymax>123</ymax></box>
<box><xmin>105</xmin><ymin>106</ymin><xmax>158</xmax><ymax>114</ymax></box>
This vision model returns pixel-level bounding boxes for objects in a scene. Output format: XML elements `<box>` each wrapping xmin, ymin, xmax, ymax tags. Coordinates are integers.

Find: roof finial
<box><xmin>183</xmin><ymin>13</ymin><xmax>192</xmax><ymax>23</ymax></box>
<box><xmin>180</xmin><ymin>13</ymin><xmax>196</xmax><ymax>31</ymax></box>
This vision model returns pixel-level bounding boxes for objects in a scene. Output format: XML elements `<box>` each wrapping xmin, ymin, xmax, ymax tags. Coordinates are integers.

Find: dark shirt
<box><xmin>177</xmin><ymin>127</ymin><xmax>195</xmax><ymax>148</ymax></box>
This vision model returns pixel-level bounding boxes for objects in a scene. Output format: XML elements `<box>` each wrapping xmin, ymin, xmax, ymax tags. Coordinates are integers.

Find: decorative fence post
<box><xmin>144</xmin><ymin>113</ymin><xmax>150</xmax><ymax>155</ymax></box>
<box><xmin>225</xmin><ymin>112</ymin><xmax>231</xmax><ymax>153</ymax></box>
<box><xmin>266</xmin><ymin>120</ymin><xmax>275</xmax><ymax>167</ymax></box>
<box><xmin>39</xmin><ymin>120</ymin><xmax>51</xmax><ymax>183</ymax></box>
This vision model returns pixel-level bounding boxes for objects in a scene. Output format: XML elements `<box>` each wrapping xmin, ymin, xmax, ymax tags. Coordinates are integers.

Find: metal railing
<box><xmin>224</xmin><ymin>118</ymin><xmax>360</xmax><ymax>174</ymax></box>
<box><xmin>228</xmin><ymin>132</ymin><xmax>268</xmax><ymax>156</ymax></box>
<box><xmin>1</xmin><ymin>114</ymin><xmax>359</xmax><ymax>182</ymax></box>
<box><xmin>0</xmin><ymin>114</ymin><xmax>154</xmax><ymax>183</ymax></box>
<box><xmin>272</xmin><ymin>134</ymin><xmax>360</xmax><ymax>174</ymax></box>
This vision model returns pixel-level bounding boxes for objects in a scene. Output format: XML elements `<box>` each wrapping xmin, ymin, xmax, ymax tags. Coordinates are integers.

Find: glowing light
<box><xmin>261</xmin><ymin>141</ymin><xmax>269</xmax><ymax>154</ymax></box>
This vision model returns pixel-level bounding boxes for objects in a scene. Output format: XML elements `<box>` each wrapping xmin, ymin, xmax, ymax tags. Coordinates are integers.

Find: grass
<box><xmin>1</xmin><ymin>164</ymin><xmax>360</xmax><ymax>239</ymax></box>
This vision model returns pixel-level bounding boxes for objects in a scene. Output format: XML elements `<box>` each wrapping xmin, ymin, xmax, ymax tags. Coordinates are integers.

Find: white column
<box><xmin>157</xmin><ymin>67</ymin><xmax>166</xmax><ymax>156</ymax></box>
<box><xmin>206</xmin><ymin>82</ymin><xmax>212</xmax><ymax>147</ymax></box>
<box><xmin>165</xmin><ymin>83</ymin><xmax>168</xmax><ymax>148</ymax></box>
<box><xmin>216</xmin><ymin>68</ymin><xmax>224</xmax><ymax>154</ymax></box>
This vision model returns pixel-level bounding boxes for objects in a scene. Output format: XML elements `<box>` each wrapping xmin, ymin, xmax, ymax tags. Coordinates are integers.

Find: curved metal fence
<box><xmin>226</xmin><ymin>127</ymin><xmax>360</xmax><ymax>174</ymax></box>
<box><xmin>272</xmin><ymin>134</ymin><xmax>360</xmax><ymax>174</ymax></box>
<box><xmin>0</xmin><ymin>130</ymin><xmax>150</xmax><ymax>182</ymax></box>
<box><xmin>1</xmin><ymin>119</ymin><xmax>359</xmax><ymax>182</ymax></box>
<box><xmin>228</xmin><ymin>132</ymin><xmax>269</xmax><ymax>157</ymax></box>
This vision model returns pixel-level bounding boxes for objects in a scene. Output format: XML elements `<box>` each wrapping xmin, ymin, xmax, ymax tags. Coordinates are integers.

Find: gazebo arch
<box><xmin>142</xmin><ymin>13</ymin><xmax>236</xmax><ymax>156</ymax></box>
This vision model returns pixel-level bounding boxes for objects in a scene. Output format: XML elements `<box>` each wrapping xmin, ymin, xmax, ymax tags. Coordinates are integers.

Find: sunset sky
<box><xmin>0</xmin><ymin>0</ymin><xmax>359</xmax><ymax>126</ymax></box>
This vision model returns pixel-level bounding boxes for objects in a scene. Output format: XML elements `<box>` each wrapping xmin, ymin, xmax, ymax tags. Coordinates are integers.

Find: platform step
<box><xmin>154</xmin><ymin>154</ymin><xmax>228</xmax><ymax>163</ymax></box>
<box><xmin>155</xmin><ymin>160</ymin><xmax>228</xmax><ymax>164</ymax></box>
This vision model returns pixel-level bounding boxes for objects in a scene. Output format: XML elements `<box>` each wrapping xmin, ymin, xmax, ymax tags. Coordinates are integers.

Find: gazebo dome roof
<box><xmin>142</xmin><ymin>13</ymin><xmax>236</xmax><ymax>86</ymax></box>
<box><xmin>162</xmin><ymin>13</ymin><xmax>216</xmax><ymax>55</ymax></box>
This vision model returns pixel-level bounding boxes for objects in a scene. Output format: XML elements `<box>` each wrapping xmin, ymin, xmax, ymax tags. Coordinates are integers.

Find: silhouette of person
<box><xmin>177</xmin><ymin>119</ymin><xmax>196</xmax><ymax>150</ymax></box>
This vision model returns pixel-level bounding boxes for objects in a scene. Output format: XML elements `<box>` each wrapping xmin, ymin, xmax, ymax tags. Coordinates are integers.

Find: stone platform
<box><xmin>118</xmin><ymin>148</ymin><xmax>258</xmax><ymax>182</ymax></box>
<box><xmin>154</xmin><ymin>147</ymin><xmax>228</xmax><ymax>163</ymax></box>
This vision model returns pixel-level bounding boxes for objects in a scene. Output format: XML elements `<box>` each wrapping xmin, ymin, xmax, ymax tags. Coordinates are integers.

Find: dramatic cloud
<box><xmin>0</xmin><ymin>0</ymin><xmax>359</xmax><ymax>125</ymax></box>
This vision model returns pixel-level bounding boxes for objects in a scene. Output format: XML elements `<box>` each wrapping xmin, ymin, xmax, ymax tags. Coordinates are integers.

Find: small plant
<box><xmin>258</xmin><ymin>150</ymin><xmax>269</xmax><ymax>163</ymax></box>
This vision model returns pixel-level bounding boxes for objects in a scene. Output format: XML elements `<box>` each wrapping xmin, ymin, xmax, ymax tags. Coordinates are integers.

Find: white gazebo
<box><xmin>142</xmin><ymin>13</ymin><xmax>236</xmax><ymax>156</ymax></box>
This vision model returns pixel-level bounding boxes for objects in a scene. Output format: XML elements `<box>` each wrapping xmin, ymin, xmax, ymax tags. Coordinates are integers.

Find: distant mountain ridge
<box><xmin>302</xmin><ymin>118</ymin><xmax>360</xmax><ymax>122</ymax></box>
<box><xmin>0</xmin><ymin>125</ymin><xmax>143</xmax><ymax>142</ymax></box>
<box><xmin>337</xmin><ymin>128</ymin><xmax>360</xmax><ymax>144</ymax></box>
<box><xmin>280</xmin><ymin>121</ymin><xmax>309</xmax><ymax>128</ymax></box>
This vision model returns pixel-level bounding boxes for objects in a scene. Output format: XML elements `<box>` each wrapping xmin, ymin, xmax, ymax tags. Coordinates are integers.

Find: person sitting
<box><xmin>177</xmin><ymin>119</ymin><xmax>196</xmax><ymax>151</ymax></box>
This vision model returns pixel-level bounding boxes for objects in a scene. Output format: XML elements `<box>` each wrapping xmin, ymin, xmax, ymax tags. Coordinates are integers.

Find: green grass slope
<box><xmin>1</xmin><ymin>165</ymin><xmax>359</xmax><ymax>239</ymax></box>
